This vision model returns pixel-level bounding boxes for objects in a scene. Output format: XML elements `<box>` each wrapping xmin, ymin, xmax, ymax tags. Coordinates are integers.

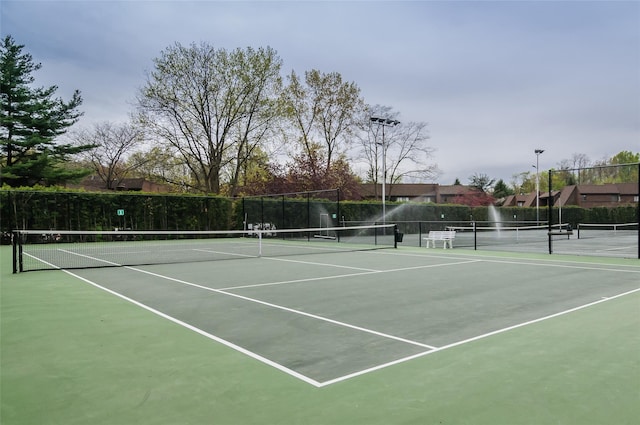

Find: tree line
<box><xmin>2</xmin><ymin>36</ymin><xmax>637</xmax><ymax>201</ymax></box>
<box><xmin>1</xmin><ymin>36</ymin><xmax>436</xmax><ymax>198</ymax></box>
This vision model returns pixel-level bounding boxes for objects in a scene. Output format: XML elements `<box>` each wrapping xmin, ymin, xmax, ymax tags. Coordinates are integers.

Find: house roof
<box><xmin>358</xmin><ymin>183</ymin><xmax>482</xmax><ymax>201</ymax></box>
<box><xmin>615</xmin><ymin>182</ymin><xmax>638</xmax><ymax>195</ymax></box>
<box><xmin>502</xmin><ymin>192</ymin><xmax>536</xmax><ymax>207</ymax></box>
<box><xmin>556</xmin><ymin>185</ymin><xmax>577</xmax><ymax>206</ymax></box>
<box><xmin>576</xmin><ymin>183</ymin><xmax>638</xmax><ymax>195</ymax></box>
<box><xmin>577</xmin><ymin>184</ymin><xmax>618</xmax><ymax>194</ymax></box>
<box><xmin>438</xmin><ymin>185</ymin><xmax>480</xmax><ymax>195</ymax></box>
<box><xmin>539</xmin><ymin>190</ymin><xmax>561</xmax><ymax>200</ymax></box>
<box><xmin>359</xmin><ymin>183</ymin><xmax>438</xmax><ymax>198</ymax></box>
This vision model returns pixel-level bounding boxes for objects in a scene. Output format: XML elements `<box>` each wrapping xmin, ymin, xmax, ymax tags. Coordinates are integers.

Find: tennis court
<box><xmin>2</xmin><ymin>230</ymin><xmax>639</xmax><ymax>424</ymax></box>
<box><xmin>400</xmin><ymin>222</ymin><xmax>639</xmax><ymax>259</ymax></box>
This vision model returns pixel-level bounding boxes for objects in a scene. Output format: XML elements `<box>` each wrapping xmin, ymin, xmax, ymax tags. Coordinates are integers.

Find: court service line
<box><xmin>220</xmin><ymin>259</ymin><xmax>481</xmax><ymax>291</ymax></box>
<box><xmin>125</xmin><ymin>265</ymin><xmax>438</xmax><ymax>350</ymax></box>
<box><xmin>193</xmin><ymin>248</ymin><xmax>255</xmax><ymax>258</ymax></box>
<box><xmin>318</xmin><ymin>285</ymin><xmax>640</xmax><ymax>387</ymax></box>
<box><xmin>260</xmin><ymin>256</ymin><xmax>380</xmax><ymax>272</ymax></box>
<box><xmin>220</xmin><ymin>271</ymin><xmax>383</xmax><ymax>291</ymax></box>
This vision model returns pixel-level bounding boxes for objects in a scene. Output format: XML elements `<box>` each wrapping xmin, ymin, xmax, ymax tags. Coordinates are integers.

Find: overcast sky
<box><xmin>2</xmin><ymin>0</ymin><xmax>639</xmax><ymax>185</ymax></box>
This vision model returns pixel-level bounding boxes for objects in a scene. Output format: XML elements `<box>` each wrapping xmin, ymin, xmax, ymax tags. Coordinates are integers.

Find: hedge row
<box><xmin>1</xmin><ymin>190</ymin><xmax>233</xmax><ymax>232</ymax></box>
<box><xmin>1</xmin><ymin>190</ymin><xmax>637</xmax><ymax>237</ymax></box>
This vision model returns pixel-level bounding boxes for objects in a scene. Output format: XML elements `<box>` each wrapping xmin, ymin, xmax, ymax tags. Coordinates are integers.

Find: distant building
<box><xmin>502</xmin><ymin>183</ymin><xmax>638</xmax><ymax>208</ymax></box>
<box><xmin>359</xmin><ymin>183</ymin><xmax>482</xmax><ymax>204</ymax></box>
<box><xmin>69</xmin><ymin>176</ymin><xmax>173</xmax><ymax>193</ymax></box>
<box><xmin>501</xmin><ymin>193</ymin><xmax>537</xmax><ymax>208</ymax></box>
<box><xmin>557</xmin><ymin>183</ymin><xmax>638</xmax><ymax>208</ymax></box>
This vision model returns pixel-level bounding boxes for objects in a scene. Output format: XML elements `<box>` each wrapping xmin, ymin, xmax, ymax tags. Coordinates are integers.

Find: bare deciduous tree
<box><xmin>355</xmin><ymin>105</ymin><xmax>439</xmax><ymax>199</ymax></box>
<box><xmin>283</xmin><ymin>69</ymin><xmax>364</xmax><ymax>176</ymax></box>
<box><xmin>73</xmin><ymin>121</ymin><xmax>144</xmax><ymax>189</ymax></box>
<box><xmin>126</xmin><ymin>146</ymin><xmax>191</xmax><ymax>191</ymax></box>
<box><xmin>137</xmin><ymin>42</ymin><xmax>283</xmax><ymax>195</ymax></box>
<box><xmin>385</xmin><ymin>121</ymin><xmax>439</xmax><ymax>187</ymax></box>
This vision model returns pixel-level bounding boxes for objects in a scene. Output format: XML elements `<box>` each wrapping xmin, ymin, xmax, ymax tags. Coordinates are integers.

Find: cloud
<box><xmin>2</xmin><ymin>0</ymin><xmax>638</xmax><ymax>185</ymax></box>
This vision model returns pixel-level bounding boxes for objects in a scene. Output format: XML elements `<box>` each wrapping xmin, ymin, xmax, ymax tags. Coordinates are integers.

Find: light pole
<box><xmin>534</xmin><ymin>149</ymin><xmax>544</xmax><ymax>224</ymax></box>
<box><xmin>370</xmin><ymin>117</ymin><xmax>400</xmax><ymax>225</ymax></box>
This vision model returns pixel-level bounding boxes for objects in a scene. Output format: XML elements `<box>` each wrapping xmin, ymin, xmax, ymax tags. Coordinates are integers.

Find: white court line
<box><xmin>46</xmin><ymin>261</ymin><xmax>438</xmax><ymax>387</ymax></box>
<box><xmin>125</xmin><ymin>266</ymin><xmax>437</xmax><ymax>350</ymax></box>
<box><xmin>55</xmin><ymin>250</ymin><xmax>440</xmax><ymax>345</ymax></box>
<box><xmin>221</xmin><ymin>271</ymin><xmax>381</xmax><ymax>291</ymax></box>
<box><xmin>220</xmin><ymin>259</ymin><xmax>481</xmax><ymax>291</ymax></box>
<box><xmin>58</xmin><ymin>249</ymin><xmax>122</xmax><ymax>266</ymax></box>
<box><xmin>262</xmin><ymin>256</ymin><xmax>380</xmax><ymax>272</ymax></box>
<box><xmin>57</xmin><ymin>268</ymin><xmax>323</xmax><ymax>387</ymax></box>
<box><xmin>318</xmin><ymin>285</ymin><xmax>640</xmax><ymax>387</ymax></box>
<box><xmin>193</xmin><ymin>248</ymin><xmax>256</xmax><ymax>258</ymax></box>
<box><xmin>465</xmin><ymin>258</ymin><xmax>640</xmax><ymax>274</ymax></box>
<box><xmin>33</xmin><ymin>249</ymin><xmax>640</xmax><ymax>387</ymax></box>
<box><xmin>55</xmin><ymin>247</ymin><xmax>480</xmax><ymax>291</ymax></box>
<box><xmin>23</xmin><ymin>252</ymin><xmax>65</xmax><ymax>269</ymax></box>
<box><xmin>50</xmin><ymin>251</ymin><xmax>327</xmax><ymax>386</ymax></box>
<box><xmin>366</xmin><ymin>248</ymin><xmax>640</xmax><ymax>272</ymax></box>
<box><xmin>596</xmin><ymin>245</ymin><xmax>637</xmax><ymax>252</ymax></box>
<box><xmin>62</xmin><ymin>247</ymin><xmax>257</xmax><ymax>261</ymax></box>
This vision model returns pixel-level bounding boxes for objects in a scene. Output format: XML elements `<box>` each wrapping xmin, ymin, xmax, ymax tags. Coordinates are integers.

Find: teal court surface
<box><xmin>2</xmin><ymin>242</ymin><xmax>639</xmax><ymax>424</ymax></box>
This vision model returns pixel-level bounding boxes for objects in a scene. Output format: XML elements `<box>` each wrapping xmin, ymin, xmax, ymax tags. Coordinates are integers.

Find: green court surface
<box><xmin>1</xmin><ymin>245</ymin><xmax>639</xmax><ymax>424</ymax></box>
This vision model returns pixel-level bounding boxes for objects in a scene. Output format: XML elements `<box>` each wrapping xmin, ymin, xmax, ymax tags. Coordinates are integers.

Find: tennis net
<box><xmin>577</xmin><ymin>222</ymin><xmax>638</xmax><ymax>239</ymax></box>
<box><xmin>446</xmin><ymin>223</ymin><xmax>569</xmax><ymax>248</ymax></box>
<box><xmin>12</xmin><ymin>224</ymin><xmax>398</xmax><ymax>273</ymax></box>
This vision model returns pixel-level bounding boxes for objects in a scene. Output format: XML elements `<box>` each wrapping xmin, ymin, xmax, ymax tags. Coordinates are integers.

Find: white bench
<box><xmin>424</xmin><ymin>230</ymin><xmax>456</xmax><ymax>249</ymax></box>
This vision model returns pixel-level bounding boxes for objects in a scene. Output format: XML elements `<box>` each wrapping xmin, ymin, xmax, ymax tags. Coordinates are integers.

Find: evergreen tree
<box><xmin>492</xmin><ymin>179</ymin><xmax>514</xmax><ymax>199</ymax></box>
<box><xmin>1</xmin><ymin>35</ymin><xmax>91</xmax><ymax>187</ymax></box>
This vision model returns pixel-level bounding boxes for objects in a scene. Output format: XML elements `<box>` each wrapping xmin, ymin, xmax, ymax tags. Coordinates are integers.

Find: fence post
<box><xmin>548</xmin><ymin>170</ymin><xmax>553</xmax><ymax>254</ymax></box>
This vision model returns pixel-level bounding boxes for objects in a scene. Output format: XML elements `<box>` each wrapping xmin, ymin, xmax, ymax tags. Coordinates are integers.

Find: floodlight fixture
<box><xmin>370</xmin><ymin>117</ymin><xmax>401</xmax><ymax>225</ymax></box>
<box><xmin>534</xmin><ymin>149</ymin><xmax>545</xmax><ymax>224</ymax></box>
